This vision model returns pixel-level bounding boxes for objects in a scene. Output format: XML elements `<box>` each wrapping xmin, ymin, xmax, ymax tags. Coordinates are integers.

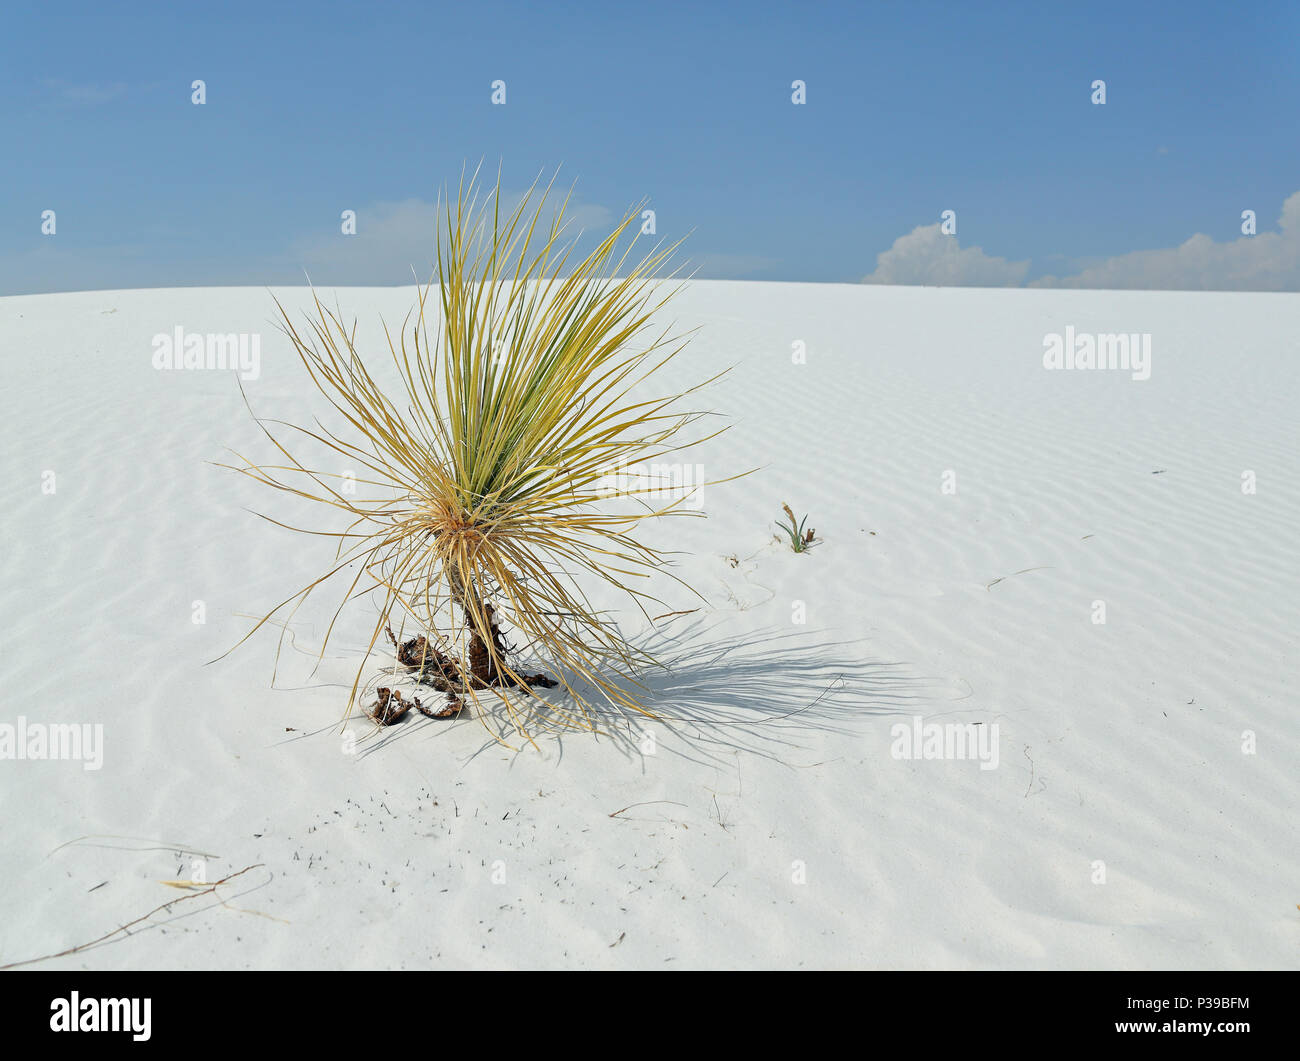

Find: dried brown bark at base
<box><xmin>419</xmin><ymin>693</ymin><xmax>464</xmax><ymax>719</ymax></box>
<box><xmin>462</xmin><ymin>602</ymin><xmax>511</xmax><ymax>684</ymax></box>
<box><xmin>370</xmin><ymin>687</ymin><xmax>464</xmax><ymax>725</ymax></box>
<box><xmin>375</xmin><ymin>613</ymin><xmax>556</xmax><ymax>725</ymax></box>
<box><xmin>386</xmin><ymin>625</ymin><xmax>461</xmax><ymax>684</ymax></box>
<box><xmin>371</xmin><ymin>687</ymin><xmax>413</xmax><ymax>725</ymax></box>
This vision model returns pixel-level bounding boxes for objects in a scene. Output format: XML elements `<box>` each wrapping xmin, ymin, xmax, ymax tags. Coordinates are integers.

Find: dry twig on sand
<box><xmin>0</xmin><ymin>864</ymin><xmax>264</xmax><ymax>970</ymax></box>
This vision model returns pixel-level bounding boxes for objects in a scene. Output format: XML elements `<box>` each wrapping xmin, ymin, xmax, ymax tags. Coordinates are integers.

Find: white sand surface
<box><xmin>2</xmin><ymin>281</ymin><xmax>1296</xmax><ymax>969</ymax></box>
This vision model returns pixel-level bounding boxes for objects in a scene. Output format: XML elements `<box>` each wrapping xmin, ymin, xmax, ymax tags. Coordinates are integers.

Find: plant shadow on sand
<box><xmin>358</xmin><ymin>616</ymin><xmax>940</xmax><ymax>769</ymax></box>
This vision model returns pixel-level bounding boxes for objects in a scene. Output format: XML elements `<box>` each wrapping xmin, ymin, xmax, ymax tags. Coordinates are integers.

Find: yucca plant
<box><xmin>218</xmin><ymin>169</ymin><xmax>734</xmax><ymax>747</ymax></box>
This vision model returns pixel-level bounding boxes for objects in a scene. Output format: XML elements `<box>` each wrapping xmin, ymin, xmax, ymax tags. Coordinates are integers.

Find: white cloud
<box><xmin>43</xmin><ymin>79</ymin><xmax>127</xmax><ymax>105</ymax></box>
<box><xmin>861</xmin><ymin>224</ymin><xmax>1029</xmax><ymax>287</ymax></box>
<box><xmin>290</xmin><ymin>195</ymin><xmax>614</xmax><ymax>286</ymax></box>
<box><xmin>1029</xmin><ymin>190</ymin><xmax>1300</xmax><ymax>291</ymax></box>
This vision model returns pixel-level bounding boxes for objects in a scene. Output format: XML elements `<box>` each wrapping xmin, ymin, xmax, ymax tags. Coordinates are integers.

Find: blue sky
<box><xmin>3</xmin><ymin>0</ymin><xmax>1298</xmax><ymax>293</ymax></box>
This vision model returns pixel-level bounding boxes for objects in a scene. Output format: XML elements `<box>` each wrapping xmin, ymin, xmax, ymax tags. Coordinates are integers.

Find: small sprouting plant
<box><xmin>776</xmin><ymin>503</ymin><xmax>816</xmax><ymax>553</ymax></box>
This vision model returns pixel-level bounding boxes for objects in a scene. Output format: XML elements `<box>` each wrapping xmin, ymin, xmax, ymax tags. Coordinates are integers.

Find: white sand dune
<box><xmin>1</xmin><ymin>281</ymin><xmax>1296</xmax><ymax>969</ymax></box>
